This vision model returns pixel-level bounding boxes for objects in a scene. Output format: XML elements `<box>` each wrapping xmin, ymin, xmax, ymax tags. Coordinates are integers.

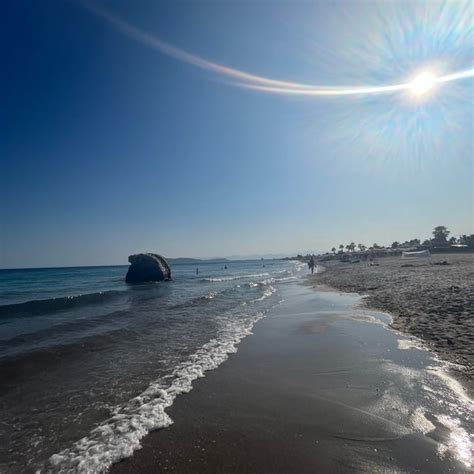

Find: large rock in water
<box><xmin>125</xmin><ymin>253</ymin><xmax>171</xmax><ymax>283</ymax></box>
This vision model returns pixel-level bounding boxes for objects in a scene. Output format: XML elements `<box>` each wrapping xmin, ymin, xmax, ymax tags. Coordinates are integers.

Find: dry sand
<box><xmin>308</xmin><ymin>253</ymin><xmax>474</xmax><ymax>381</ymax></box>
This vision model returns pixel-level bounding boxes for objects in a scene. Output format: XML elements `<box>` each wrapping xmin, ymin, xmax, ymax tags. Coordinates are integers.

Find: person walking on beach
<box><xmin>308</xmin><ymin>255</ymin><xmax>316</xmax><ymax>274</ymax></box>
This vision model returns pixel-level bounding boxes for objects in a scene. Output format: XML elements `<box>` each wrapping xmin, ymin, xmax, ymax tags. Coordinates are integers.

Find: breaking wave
<box><xmin>48</xmin><ymin>311</ymin><xmax>267</xmax><ymax>473</ymax></box>
<box><xmin>0</xmin><ymin>290</ymin><xmax>124</xmax><ymax>319</ymax></box>
<box><xmin>202</xmin><ymin>272</ymin><xmax>270</xmax><ymax>282</ymax></box>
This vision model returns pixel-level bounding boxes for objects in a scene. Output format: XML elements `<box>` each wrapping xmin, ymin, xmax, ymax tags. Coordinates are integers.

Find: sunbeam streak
<box><xmin>235</xmin><ymin>69</ymin><xmax>473</xmax><ymax>96</ymax></box>
<box><xmin>84</xmin><ymin>2</ymin><xmax>473</xmax><ymax>98</ymax></box>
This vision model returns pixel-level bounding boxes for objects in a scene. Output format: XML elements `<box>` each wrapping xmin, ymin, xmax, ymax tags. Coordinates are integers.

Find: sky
<box><xmin>1</xmin><ymin>0</ymin><xmax>473</xmax><ymax>268</ymax></box>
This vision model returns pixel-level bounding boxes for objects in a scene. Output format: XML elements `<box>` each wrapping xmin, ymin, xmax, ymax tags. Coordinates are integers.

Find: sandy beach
<box><xmin>112</xmin><ymin>282</ymin><xmax>472</xmax><ymax>473</ymax></box>
<box><xmin>307</xmin><ymin>253</ymin><xmax>473</xmax><ymax>385</ymax></box>
<box><xmin>4</xmin><ymin>0</ymin><xmax>473</xmax><ymax>471</ymax></box>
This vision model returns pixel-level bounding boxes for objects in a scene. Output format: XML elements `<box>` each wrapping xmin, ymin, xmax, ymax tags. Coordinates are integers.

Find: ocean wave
<box><xmin>0</xmin><ymin>308</ymin><xmax>131</xmax><ymax>356</ymax></box>
<box><xmin>193</xmin><ymin>290</ymin><xmax>222</xmax><ymax>303</ymax></box>
<box><xmin>274</xmin><ymin>269</ymin><xmax>293</xmax><ymax>275</ymax></box>
<box><xmin>0</xmin><ymin>290</ymin><xmax>125</xmax><ymax>319</ymax></box>
<box><xmin>246</xmin><ymin>276</ymin><xmax>294</xmax><ymax>287</ymax></box>
<box><xmin>244</xmin><ymin>275</ymin><xmax>295</xmax><ymax>295</ymax></box>
<box><xmin>0</xmin><ymin>326</ymin><xmax>143</xmax><ymax>387</ymax></box>
<box><xmin>202</xmin><ymin>272</ymin><xmax>270</xmax><ymax>282</ymax></box>
<box><xmin>295</xmin><ymin>262</ymin><xmax>306</xmax><ymax>271</ymax></box>
<box><xmin>250</xmin><ymin>284</ymin><xmax>276</xmax><ymax>303</ymax></box>
<box><xmin>170</xmin><ymin>290</ymin><xmax>224</xmax><ymax>309</ymax></box>
<box><xmin>258</xmin><ymin>276</ymin><xmax>297</xmax><ymax>286</ymax></box>
<box><xmin>48</xmin><ymin>311</ymin><xmax>267</xmax><ymax>473</ymax></box>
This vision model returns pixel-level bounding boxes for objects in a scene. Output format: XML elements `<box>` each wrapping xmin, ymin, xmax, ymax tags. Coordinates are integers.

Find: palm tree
<box><xmin>331</xmin><ymin>247</ymin><xmax>336</xmax><ymax>255</ymax></box>
<box><xmin>349</xmin><ymin>242</ymin><xmax>356</xmax><ymax>252</ymax></box>
<box><xmin>339</xmin><ymin>244</ymin><xmax>344</xmax><ymax>252</ymax></box>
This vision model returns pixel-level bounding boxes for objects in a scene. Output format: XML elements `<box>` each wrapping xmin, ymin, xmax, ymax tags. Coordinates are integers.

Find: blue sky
<box><xmin>1</xmin><ymin>0</ymin><xmax>472</xmax><ymax>268</ymax></box>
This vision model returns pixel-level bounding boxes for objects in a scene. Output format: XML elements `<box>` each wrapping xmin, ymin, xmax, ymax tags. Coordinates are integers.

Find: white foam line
<box><xmin>203</xmin><ymin>272</ymin><xmax>270</xmax><ymax>282</ymax></box>
<box><xmin>250</xmin><ymin>285</ymin><xmax>276</xmax><ymax>303</ymax></box>
<box><xmin>48</xmin><ymin>312</ymin><xmax>266</xmax><ymax>473</ymax></box>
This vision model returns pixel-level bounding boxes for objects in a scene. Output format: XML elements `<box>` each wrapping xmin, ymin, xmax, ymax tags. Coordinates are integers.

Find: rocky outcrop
<box><xmin>125</xmin><ymin>253</ymin><xmax>171</xmax><ymax>283</ymax></box>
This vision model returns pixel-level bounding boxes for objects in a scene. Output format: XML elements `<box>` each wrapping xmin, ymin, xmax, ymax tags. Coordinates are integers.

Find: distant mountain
<box><xmin>224</xmin><ymin>254</ymin><xmax>288</xmax><ymax>260</ymax></box>
<box><xmin>167</xmin><ymin>257</ymin><xmax>230</xmax><ymax>264</ymax></box>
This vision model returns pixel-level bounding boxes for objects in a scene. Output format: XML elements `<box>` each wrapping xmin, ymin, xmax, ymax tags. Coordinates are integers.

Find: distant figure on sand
<box><xmin>308</xmin><ymin>255</ymin><xmax>316</xmax><ymax>274</ymax></box>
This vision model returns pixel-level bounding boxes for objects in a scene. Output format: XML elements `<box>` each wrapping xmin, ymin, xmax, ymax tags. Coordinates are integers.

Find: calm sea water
<box><xmin>0</xmin><ymin>259</ymin><xmax>305</xmax><ymax>472</ymax></box>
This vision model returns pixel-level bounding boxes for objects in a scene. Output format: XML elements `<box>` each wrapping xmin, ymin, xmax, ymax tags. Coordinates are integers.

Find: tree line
<box><xmin>330</xmin><ymin>226</ymin><xmax>474</xmax><ymax>255</ymax></box>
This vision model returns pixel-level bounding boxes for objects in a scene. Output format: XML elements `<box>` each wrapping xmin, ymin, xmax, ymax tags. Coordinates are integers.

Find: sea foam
<box><xmin>202</xmin><ymin>272</ymin><xmax>270</xmax><ymax>282</ymax></box>
<box><xmin>48</xmin><ymin>311</ymin><xmax>267</xmax><ymax>473</ymax></box>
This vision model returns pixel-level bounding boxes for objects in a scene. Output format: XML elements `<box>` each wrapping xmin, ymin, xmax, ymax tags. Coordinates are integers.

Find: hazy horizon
<box><xmin>0</xmin><ymin>231</ymin><xmax>469</xmax><ymax>269</ymax></box>
<box><xmin>2</xmin><ymin>0</ymin><xmax>472</xmax><ymax>269</ymax></box>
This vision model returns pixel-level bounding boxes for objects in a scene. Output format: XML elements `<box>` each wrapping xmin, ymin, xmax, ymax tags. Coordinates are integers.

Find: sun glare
<box><xmin>409</xmin><ymin>72</ymin><xmax>438</xmax><ymax>97</ymax></box>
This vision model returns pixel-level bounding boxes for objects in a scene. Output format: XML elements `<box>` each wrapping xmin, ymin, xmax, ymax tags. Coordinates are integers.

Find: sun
<box><xmin>409</xmin><ymin>72</ymin><xmax>438</xmax><ymax>97</ymax></box>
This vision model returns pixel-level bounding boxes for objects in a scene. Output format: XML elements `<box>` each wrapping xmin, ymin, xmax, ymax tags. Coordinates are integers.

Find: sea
<box><xmin>0</xmin><ymin>259</ymin><xmax>306</xmax><ymax>473</ymax></box>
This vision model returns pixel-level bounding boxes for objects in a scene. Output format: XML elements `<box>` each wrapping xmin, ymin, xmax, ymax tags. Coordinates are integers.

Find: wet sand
<box><xmin>113</xmin><ymin>283</ymin><xmax>472</xmax><ymax>473</ymax></box>
<box><xmin>308</xmin><ymin>253</ymin><xmax>474</xmax><ymax>384</ymax></box>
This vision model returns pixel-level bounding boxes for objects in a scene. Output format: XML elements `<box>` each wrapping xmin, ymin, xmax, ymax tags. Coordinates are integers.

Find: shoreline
<box><xmin>306</xmin><ymin>253</ymin><xmax>473</xmax><ymax>392</ymax></box>
<box><xmin>0</xmin><ymin>260</ymin><xmax>291</xmax><ymax>473</ymax></box>
<box><xmin>111</xmin><ymin>281</ymin><xmax>472</xmax><ymax>473</ymax></box>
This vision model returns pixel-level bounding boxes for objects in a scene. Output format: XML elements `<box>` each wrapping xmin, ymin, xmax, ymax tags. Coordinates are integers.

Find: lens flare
<box><xmin>82</xmin><ymin>2</ymin><xmax>474</xmax><ymax>99</ymax></box>
<box><xmin>409</xmin><ymin>72</ymin><xmax>438</xmax><ymax>97</ymax></box>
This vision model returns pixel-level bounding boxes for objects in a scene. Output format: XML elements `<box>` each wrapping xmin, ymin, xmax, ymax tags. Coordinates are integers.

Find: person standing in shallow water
<box><xmin>308</xmin><ymin>255</ymin><xmax>315</xmax><ymax>274</ymax></box>
<box><xmin>196</xmin><ymin>268</ymin><xmax>199</xmax><ymax>275</ymax></box>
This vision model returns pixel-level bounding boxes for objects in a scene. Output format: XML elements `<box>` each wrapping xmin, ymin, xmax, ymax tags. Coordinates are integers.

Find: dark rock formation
<box><xmin>125</xmin><ymin>253</ymin><xmax>171</xmax><ymax>283</ymax></box>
